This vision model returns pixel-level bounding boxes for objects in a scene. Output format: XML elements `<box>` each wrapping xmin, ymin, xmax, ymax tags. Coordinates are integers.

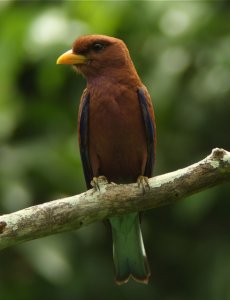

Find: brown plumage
<box><xmin>57</xmin><ymin>35</ymin><xmax>156</xmax><ymax>285</ymax></box>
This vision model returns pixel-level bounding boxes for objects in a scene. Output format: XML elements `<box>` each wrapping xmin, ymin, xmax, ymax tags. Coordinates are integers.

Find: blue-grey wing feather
<box><xmin>138</xmin><ymin>88</ymin><xmax>155</xmax><ymax>177</ymax></box>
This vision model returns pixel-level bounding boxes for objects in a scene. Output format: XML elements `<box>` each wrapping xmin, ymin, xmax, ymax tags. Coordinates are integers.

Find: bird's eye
<box><xmin>92</xmin><ymin>43</ymin><xmax>105</xmax><ymax>52</ymax></box>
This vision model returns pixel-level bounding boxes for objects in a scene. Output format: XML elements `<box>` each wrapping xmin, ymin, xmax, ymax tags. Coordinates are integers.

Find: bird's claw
<box><xmin>91</xmin><ymin>176</ymin><xmax>108</xmax><ymax>191</ymax></box>
<box><xmin>137</xmin><ymin>175</ymin><xmax>150</xmax><ymax>194</ymax></box>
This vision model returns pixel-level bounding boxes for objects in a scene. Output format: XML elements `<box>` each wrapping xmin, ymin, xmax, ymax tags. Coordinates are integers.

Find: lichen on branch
<box><xmin>0</xmin><ymin>148</ymin><xmax>229</xmax><ymax>251</ymax></box>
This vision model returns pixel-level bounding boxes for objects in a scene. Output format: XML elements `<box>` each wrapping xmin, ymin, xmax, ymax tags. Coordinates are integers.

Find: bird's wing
<box><xmin>78</xmin><ymin>90</ymin><xmax>93</xmax><ymax>189</ymax></box>
<box><xmin>137</xmin><ymin>87</ymin><xmax>156</xmax><ymax>177</ymax></box>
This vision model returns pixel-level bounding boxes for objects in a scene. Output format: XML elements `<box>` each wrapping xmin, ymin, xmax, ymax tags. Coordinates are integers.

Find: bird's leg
<box><xmin>137</xmin><ymin>175</ymin><xmax>150</xmax><ymax>194</ymax></box>
<box><xmin>91</xmin><ymin>176</ymin><xmax>108</xmax><ymax>191</ymax></box>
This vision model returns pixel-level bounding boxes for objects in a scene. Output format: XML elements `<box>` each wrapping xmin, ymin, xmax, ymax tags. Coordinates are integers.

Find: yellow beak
<box><xmin>56</xmin><ymin>49</ymin><xmax>87</xmax><ymax>65</ymax></box>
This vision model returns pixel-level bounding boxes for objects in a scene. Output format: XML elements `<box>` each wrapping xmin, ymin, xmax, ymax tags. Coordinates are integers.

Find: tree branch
<box><xmin>0</xmin><ymin>148</ymin><xmax>229</xmax><ymax>251</ymax></box>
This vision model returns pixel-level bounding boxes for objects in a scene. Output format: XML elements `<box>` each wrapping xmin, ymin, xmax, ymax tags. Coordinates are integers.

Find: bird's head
<box><xmin>57</xmin><ymin>35</ymin><xmax>137</xmax><ymax>81</ymax></box>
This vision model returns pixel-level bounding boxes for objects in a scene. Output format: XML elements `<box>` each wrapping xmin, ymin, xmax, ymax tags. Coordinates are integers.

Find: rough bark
<box><xmin>0</xmin><ymin>148</ymin><xmax>229</xmax><ymax>250</ymax></box>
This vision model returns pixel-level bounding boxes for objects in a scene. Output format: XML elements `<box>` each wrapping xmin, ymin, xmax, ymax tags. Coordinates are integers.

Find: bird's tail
<box><xmin>109</xmin><ymin>212</ymin><xmax>150</xmax><ymax>285</ymax></box>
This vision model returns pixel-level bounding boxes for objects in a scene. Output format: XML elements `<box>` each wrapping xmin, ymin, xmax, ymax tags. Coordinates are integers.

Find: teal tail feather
<box><xmin>109</xmin><ymin>212</ymin><xmax>150</xmax><ymax>285</ymax></box>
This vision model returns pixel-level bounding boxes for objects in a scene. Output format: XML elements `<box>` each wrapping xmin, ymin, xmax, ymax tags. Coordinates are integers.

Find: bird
<box><xmin>57</xmin><ymin>35</ymin><xmax>156</xmax><ymax>285</ymax></box>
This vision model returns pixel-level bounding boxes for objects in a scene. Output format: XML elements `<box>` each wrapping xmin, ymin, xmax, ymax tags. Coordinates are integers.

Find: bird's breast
<box><xmin>88</xmin><ymin>85</ymin><xmax>147</xmax><ymax>183</ymax></box>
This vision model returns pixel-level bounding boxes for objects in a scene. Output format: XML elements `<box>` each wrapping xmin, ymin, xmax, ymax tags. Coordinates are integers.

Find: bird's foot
<box><xmin>91</xmin><ymin>176</ymin><xmax>108</xmax><ymax>191</ymax></box>
<box><xmin>137</xmin><ymin>175</ymin><xmax>150</xmax><ymax>194</ymax></box>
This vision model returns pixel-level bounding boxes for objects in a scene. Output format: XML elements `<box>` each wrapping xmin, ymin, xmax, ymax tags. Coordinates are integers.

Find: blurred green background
<box><xmin>0</xmin><ymin>1</ymin><xmax>230</xmax><ymax>299</ymax></box>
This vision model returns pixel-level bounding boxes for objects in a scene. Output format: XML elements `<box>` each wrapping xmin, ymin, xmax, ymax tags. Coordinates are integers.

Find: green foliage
<box><xmin>0</xmin><ymin>1</ymin><xmax>230</xmax><ymax>299</ymax></box>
